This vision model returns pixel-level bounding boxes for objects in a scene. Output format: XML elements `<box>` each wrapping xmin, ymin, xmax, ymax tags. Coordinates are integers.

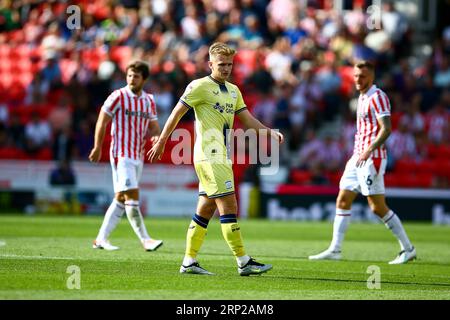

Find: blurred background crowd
<box><xmin>0</xmin><ymin>0</ymin><xmax>449</xmax><ymax>189</ymax></box>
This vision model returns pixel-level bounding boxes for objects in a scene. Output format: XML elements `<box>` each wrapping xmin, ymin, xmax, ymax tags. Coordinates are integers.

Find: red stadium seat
<box><xmin>396</xmin><ymin>173</ymin><xmax>433</xmax><ymax>188</ymax></box>
<box><xmin>7</xmin><ymin>30</ymin><xmax>25</xmax><ymax>43</ymax></box>
<box><xmin>29</xmin><ymin>46</ymin><xmax>43</xmax><ymax>60</ymax></box>
<box><xmin>0</xmin><ymin>45</ymin><xmax>10</xmax><ymax>58</ymax></box>
<box><xmin>394</xmin><ymin>159</ymin><xmax>417</xmax><ymax>173</ymax></box>
<box><xmin>434</xmin><ymin>160</ymin><xmax>450</xmax><ymax>178</ymax></box>
<box><xmin>427</xmin><ymin>144</ymin><xmax>440</xmax><ymax>159</ymax></box>
<box><xmin>110</xmin><ymin>46</ymin><xmax>132</xmax><ymax>71</ymax></box>
<box><xmin>59</xmin><ymin>58</ymin><xmax>77</xmax><ymax>84</ymax></box>
<box><xmin>438</xmin><ymin>145</ymin><xmax>450</xmax><ymax>159</ymax></box>
<box><xmin>81</xmin><ymin>47</ymin><xmax>107</xmax><ymax>71</ymax></box>
<box><xmin>0</xmin><ymin>147</ymin><xmax>27</xmax><ymax>159</ymax></box>
<box><xmin>290</xmin><ymin>170</ymin><xmax>311</xmax><ymax>185</ymax></box>
<box><xmin>338</xmin><ymin>65</ymin><xmax>354</xmax><ymax>97</ymax></box>
<box><xmin>390</xmin><ymin>112</ymin><xmax>402</xmax><ymax>130</ymax></box>
<box><xmin>326</xmin><ymin>171</ymin><xmax>342</xmax><ymax>186</ymax></box>
<box><xmin>243</xmin><ymin>92</ymin><xmax>260</xmax><ymax>112</ymax></box>
<box><xmin>13</xmin><ymin>73</ymin><xmax>33</xmax><ymax>88</ymax></box>
<box><xmin>35</xmin><ymin>147</ymin><xmax>52</xmax><ymax>160</ymax></box>
<box><xmin>415</xmin><ymin>160</ymin><xmax>437</xmax><ymax>174</ymax></box>
<box><xmin>385</xmin><ymin>173</ymin><xmax>402</xmax><ymax>187</ymax></box>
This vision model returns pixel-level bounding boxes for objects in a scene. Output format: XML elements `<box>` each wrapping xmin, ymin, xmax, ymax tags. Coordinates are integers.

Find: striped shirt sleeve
<box><xmin>147</xmin><ymin>93</ymin><xmax>158</xmax><ymax>121</ymax></box>
<box><xmin>372</xmin><ymin>91</ymin><xmax>391</xmax><ymax>119</ymax></box>
<box><xmin>101</xmin><ymin>90</ymin><xmax>121</xmax><ymax>116</ymax></box>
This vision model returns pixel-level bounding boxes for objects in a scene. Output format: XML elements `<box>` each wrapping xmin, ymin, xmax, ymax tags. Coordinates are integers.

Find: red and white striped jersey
<box><xmin>101</xmin><ymin>85</ymin><xmax>158</xmax><ymax>160</ymax></box>
<box><xmin>354</xmin><ymin>85</ymin><xmax>391</xmax><ymax>159</ymax></box>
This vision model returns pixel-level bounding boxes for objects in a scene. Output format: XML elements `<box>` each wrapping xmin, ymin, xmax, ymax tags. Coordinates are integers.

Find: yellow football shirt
<box><xmin>179</xmin><ymin>76</ymin><xmax>247</xmax><ymax>163</ymax></box>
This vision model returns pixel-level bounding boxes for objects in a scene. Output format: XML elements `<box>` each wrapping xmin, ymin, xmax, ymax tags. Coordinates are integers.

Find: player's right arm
<box><xmin>89</xmin><ymin>110</ymin><xmax>112</xmax><ymax>163</ymax></box>
<box><xmin>147</xmin><ymin>101</ymin><xmax>189</xmax><ymax>162</ymax></box>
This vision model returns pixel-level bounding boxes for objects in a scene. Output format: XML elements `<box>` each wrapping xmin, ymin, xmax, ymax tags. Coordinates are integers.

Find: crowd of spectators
<box><xmin>0</xmin><ymin>0</ymin><xmax>449</xmax><ymax>188</ymax></box>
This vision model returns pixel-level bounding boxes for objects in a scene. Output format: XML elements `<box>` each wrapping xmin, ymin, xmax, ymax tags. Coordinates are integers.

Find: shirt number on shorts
<box><xmin>365</xmin><ymin>175</ymin><xmax>373</xmax><ymax>186</ymax></box>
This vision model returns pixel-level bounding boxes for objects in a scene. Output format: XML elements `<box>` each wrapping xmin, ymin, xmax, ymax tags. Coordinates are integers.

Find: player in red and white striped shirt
<box><xmin>89</xmin><ymin>61</ymin><xmax>163</xmax><ymax>252</ymax></box>
<box><xmin>309</xmin><ymin>61</ymin><xmax>416</xmax><ymax>264</ymax></box>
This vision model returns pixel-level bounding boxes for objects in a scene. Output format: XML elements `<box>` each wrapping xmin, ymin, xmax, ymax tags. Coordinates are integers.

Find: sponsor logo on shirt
<box><xmin>125</xmin><ymin>109</ymin><xmax>153</xmax><ymax>119</ymax></box>
<box><xmin>213</xmin><ymin>102</ymin><xmax>234</xmax><ymax>114</ymax></box>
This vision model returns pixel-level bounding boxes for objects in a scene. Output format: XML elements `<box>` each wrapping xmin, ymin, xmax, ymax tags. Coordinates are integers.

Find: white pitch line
<box><xmin>0</xmin><ymin>254</ymin><xmax>76</xmax><ymax>260</ymax></box>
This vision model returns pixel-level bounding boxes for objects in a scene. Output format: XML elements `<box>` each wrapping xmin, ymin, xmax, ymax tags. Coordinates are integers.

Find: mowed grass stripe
<box><xmin>0</xmin><ymin>215</ymin><xmax>449</xmax><ymax>299</ymax></box>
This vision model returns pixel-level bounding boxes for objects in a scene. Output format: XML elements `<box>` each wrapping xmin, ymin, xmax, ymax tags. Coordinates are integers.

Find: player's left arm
<box><xmin>142</xmin><ymin>120</ymin><xmax>161</xmax><ymax>157</ymax></box>
<box><xmin>236</xmin><ymin>109</ymin><xmax>284</xmax><ymax>144</ymax></box>
<box><xmin>357</xmin><ymin>115</ymin><xmax>392</xmax><ymax>167</ymax></box>
<box><xmin>147</xmin><ymin>119</ymin><xmax>161</xmax><ymax>140</ymax></box>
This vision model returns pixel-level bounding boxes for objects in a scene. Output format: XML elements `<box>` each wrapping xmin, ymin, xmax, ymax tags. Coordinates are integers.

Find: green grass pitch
<box><xmin>0</xmin><ymin>215</ymin><xmax>449</xmax><ymax>300</ymax></box>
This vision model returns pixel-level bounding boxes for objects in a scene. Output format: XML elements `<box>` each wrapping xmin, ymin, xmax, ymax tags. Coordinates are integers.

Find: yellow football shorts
<box><xmin>194</xmin><ymin>159</ymin><xmax>235</xmax><ymax>198</ymax></box>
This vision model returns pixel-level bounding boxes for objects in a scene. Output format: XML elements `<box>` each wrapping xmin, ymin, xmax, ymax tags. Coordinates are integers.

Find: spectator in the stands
<box><xmin>49</xmin><ymin>159</ymin><xmax>76</xmax><ymax>186</ymax></box>
<box><xmin>0</xmin><ymin>103</ymin><xmax>8</xmax><ymax>124</ymax></box>
<box><xmin>273</xmin><ymin>82</ymin><xmax>292</xmax><ymax>133</ymax></box>
<box><xmin>381</xmin><ymin>1</ymin><xmax>410</xmax><ymax>59</ymax></box>
<box><xmin>52</xmin><ymin>125</ymin><xmax>75</xmax><ymax>162</ymax></box>
<box><xmin>419</xmin><ymin>73</ymin><xmax>442</xmax><ymax>112</ymax></box>
<box><xmin>24</xmin><ymin>111</ymin><xmax>51</xmax><ymax>155</ymax></box>
<box><xmin>24</xmin><ymin>73</ymin><xmax>49</xmax><ymax>105</ymax></box>
<box><xmin>0</xmin><ymin>122</ymin><xmax>7</xmax><ymax>148</ymax></box>
<box><xmin>40</xmin><ymin>53</ymin><xmax>63</xmax><ymax>91</ymax></box>
<box><xmin>73</xmin><ymin>119</ymin><xmax>93</xmax><ymax>161</ymax></box>
<box><xmin>7</xmin><ymin>112</ymin><xmax>25</xmax><ymax>149</ymax></box>
<box><xmin>289</xmin><ymin>61</ymin><xmax>322</xmax><ymax>146</ymax></box>
<box><xmin>253</xmin><ymin>90</ymin><xmax>277</xmax><ymax>128</ymax></box>
<box><xmin>242</xmin><ymin>14</ymin><xmax>264</xmax><ymax>49</ymax></box>
<box><xmin>434</xmin><ymin>56</ymin><xmax>450</xmax><ymax>88</ymax></box>
<box><xmin>309</xmin><ymin>162</ymin><xmax>330</xmax><ymax>186</ymax></box>
<box><xmin>426</xmin><ymin>99</ymin><xmax>450</xmax><ymax>145</ymax></box>
<box><xmin>265</xmin><ymin>37</ymin><xmax>296</xmax><ymax>85</ymax></box>
<box><xmin>41</xmin><ymin>22</ymin><xmax>65</xmax><ymax>60</ymax></box>
<box><xmin>244</xmin><ymin>52</ymin><xmax>275</xmax><ymax>94</ymax></box>
<box><xmin>48</xmin><ymin>93</ymin><xmax>72</xmax><ymax>132</ymax></box>
<box><xmin>399</xmin><ymin>94</ymin><xmax>425</xmax><ymax>135</ymax></box>
<box><xmin>321</xmin><ymin>133</ymin><xmax>343</xmax><ymax>172</ymax></box>
<box><xmin>386</xmin><ymin>118</ymin><xmax>418</xmax><ymax>169</ymax></box>
<box><xmin>296</xmin><ymin>129</ymin><xmax>323</xmax><ymax>169</ymax></box>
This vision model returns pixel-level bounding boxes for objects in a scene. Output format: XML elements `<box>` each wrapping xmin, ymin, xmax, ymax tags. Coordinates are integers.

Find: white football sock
<box><xmin>382</xmin><ymin>210</ymin><xmax>413</xmax><ymax>251</ymax></box>
<box><xmin>182</xmin><ymin>256</ymin><xmax>197</xmax><ymax>266</ymax></box>
<box><xmin>125</xmin><ymin>200</ymin><xmax>150</xmax><ymax>241</ymax></box>
<box><xmin>96</xmin><ymin>199</ymin><xmax>124</xmax><ymax>242</ymax></box>
<box><xmin>329</xmin><ymin>209</ymin><xmax>351</xmax><ymax>252</ymax></box>
<box><xmin>236</xmin><ymin>255</ymin><xmax>251</xmax><ymax>268</ymax></box>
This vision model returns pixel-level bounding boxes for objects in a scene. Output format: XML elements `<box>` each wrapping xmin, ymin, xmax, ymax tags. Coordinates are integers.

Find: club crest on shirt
<box><xmin>230</xmin><ymin>90</ymin><xmax>237</xmax><ymax>99</ymax></box>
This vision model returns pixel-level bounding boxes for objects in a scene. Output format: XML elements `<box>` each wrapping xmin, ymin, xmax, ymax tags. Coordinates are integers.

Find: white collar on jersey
<box><xmin>125</xmin><ymin>85</ymin><xmax>145</xmax><ymax>98</ymax></box>
<box><xmin>361</xmin><ymin>84</ymin><xmax>377</xmax><ymax>99</ymax></box>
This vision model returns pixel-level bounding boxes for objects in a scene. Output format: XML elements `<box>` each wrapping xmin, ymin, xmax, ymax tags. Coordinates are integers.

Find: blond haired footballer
<box><xmin>148</xmin><ymin>42</ymin><xmax>284</xmax><ymax>275</ymax></box>
<box><xmin>309</xmin><ymin>61</ymin><xmax>416</xmax><ymax>264</ymax></box>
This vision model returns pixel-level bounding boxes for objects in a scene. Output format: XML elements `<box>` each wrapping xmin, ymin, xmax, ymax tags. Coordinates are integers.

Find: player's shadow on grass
<box><xmin>160</xmin><ymin>250</ymin><xmax>450</xmax><ymax>268</ymax></box>
<box><xmin>247</xmin><ymin>254</ymin><xmax>450</xmax><ymax>267</ymax></box>
<box><xmin>264</xmin><ymin>275</ymin><xmax>450</xmax><ymax>288</ymax></box>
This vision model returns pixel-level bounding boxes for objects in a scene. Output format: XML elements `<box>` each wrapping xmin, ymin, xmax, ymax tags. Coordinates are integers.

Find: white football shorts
<box><xmin>339</xmin><ymin>155</ymin><xmax>387</xmax><ymax>196</ymax></box>
<box><xmin>110</xmin><ymin>156</ymin><xmax>143</xmax><ymax>193</ymax></box>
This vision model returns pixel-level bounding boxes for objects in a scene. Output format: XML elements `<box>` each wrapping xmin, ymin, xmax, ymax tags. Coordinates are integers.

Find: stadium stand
<box><xmin>0</xmin><ymin>0</ymin><xmax>448</xmax><ymax>189</ymax></box>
